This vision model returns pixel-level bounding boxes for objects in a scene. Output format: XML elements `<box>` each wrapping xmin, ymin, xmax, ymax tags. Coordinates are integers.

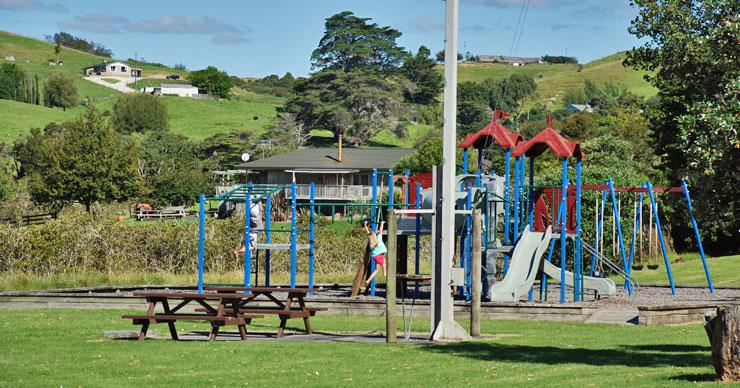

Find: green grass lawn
<box><xmin>0</xmin><ymin>308</ymin><xmax>719</xmax><ymax>386</ymax></box>
<box><xmin>615</xmin><ymin>253</ymin><xmax>740</xmax><ymax>288</ymax></box>
<box><xmin>0</xmin><ymin>99</ymin><xmax>89</xmax><ymax>143</ymax></box>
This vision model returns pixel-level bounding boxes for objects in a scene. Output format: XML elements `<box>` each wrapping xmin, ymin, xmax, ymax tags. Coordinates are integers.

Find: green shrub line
<box><xmin>0</xmin><ymin>209</ymin><xmax>432</xmax><ymax>277</ymax></box>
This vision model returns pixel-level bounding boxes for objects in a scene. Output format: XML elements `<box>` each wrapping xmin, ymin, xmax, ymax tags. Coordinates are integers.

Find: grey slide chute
<box><xmin>489</xmin><ymin>225</ymin><xmax>618</xmax><ymax>302</ymax></box>
<box><xmin>541</xmin><ymin>259</ymin><xmax>617</xmax><ymax>297</ymax></box>
<box><xmin>489</xmin><ymin>225</ymin><xmax>552</xmax><ymax>302</ymax></box>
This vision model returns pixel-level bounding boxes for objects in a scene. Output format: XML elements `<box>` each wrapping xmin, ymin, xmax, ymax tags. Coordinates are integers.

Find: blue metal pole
<box><xmin>244</xmin><ymin>183</ymin><xmax>253</xmax><ymax>288</ymax></box>
<box><xmin>197</xmin><ymin>193</ymin><xmax>205</xmax><ymax>294</ymax></box>
<box><xmin>520</xmin><ymin>155</ymin><xmax>526</xmax><ymax>231</ymax></box>
<box><xmin>527</xmin><ymin>156</ymin><xmax>535</xmax><ymax>302</ymax></box>
<box><xmin>681</xmin><ymin>179</ymin><xmax>713</xmax><ymax>292</ymax></box>
<box><xmin>265</xmin><ymin>195</ymin><xmax>272</xmax><ymax>286</ymax></box>
<box><xmin>309</xmin><ymin>182</ymin><xmax>316</xmax><ymax>293</ymax></box>
<box><xmin>476</xmin><ymin>148</ymin><xmax>483</xmax><ymax>187</ymax></box>
<box><xmin>503</xmin><ymin>149</ymin><xmax>511</xmax><ymax>275</ymax></box>
<box><xmin>608</xmin><ymin>179</ymin><xmax>632</xmax><ymax>295</ymax></box>
<box><xmin>388</xmin><ymin>169</ymin><xmax>394</xmax><ymax>209</ymax></box>
<box><xmin>404</xmin><ymin>169</ymin><xmax>410</xmax><ymax>210</ymax></box>
<box><xmin>370</xmin><ymin>168</ymin><xmax>378</xmax><ymax>296</ymax></box>
<box><xmin>559</xmin><ymin>158</ymin><xmax>568</xmax><ymax>304</ymax></box>
<box><xmin>290</xmin><ymin>181</ymin><xmax>297</xmax><ymax>288</ymax></box>
<box><xmin>646</xmin><ymin>181</ymin><xmax>676</xmax><ymax>294</ymax></box>
<box><xmin>574</xmin><ymin>159</ymin><xmax>582</xmax><ymax>302</ymax></box>
<box><xmin>628</xmin><ymin>187</ymin><xmax>645</xmax><ymax>270</ymax></box>
<box><xmin>414</xmin><ymin>182</ymin><xmax>421</xmax><ymax>295</ymax></box>
<box><xmin>513</xmin><ymin>157</ymin><xmax>521</xmax><ymax>243</ymax></box>
<box><xmin>528</xmin><ymin>157</ymin><xmax>535</xmax><ymax>231</ymax></box>
<box><xmin>462</xmin><ymin>148</ymin><xmax>469</xmax><ymax>174</ymax></box>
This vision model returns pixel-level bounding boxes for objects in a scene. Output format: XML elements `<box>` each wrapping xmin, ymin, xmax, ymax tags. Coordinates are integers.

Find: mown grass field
<box><xmin>0</xmin><ymin>309</ymin><xmax>719</xmax><ymax>386</ymax></box>
<box><xmin>0</xmin><ymin>99</ymin><xmax>89</xmax><ymax>143</ymax></box>
<box><xmin>618</xmin><ymin>253</ymin><xmax>740</xmax><ymax>288</ymax></box>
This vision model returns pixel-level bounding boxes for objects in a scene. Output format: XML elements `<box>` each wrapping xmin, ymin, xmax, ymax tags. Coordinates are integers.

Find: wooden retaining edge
<box><xmin>0</xmin><ymin>293</ymin><xmax>598</xmax><ymax>323</ymax></box>
<box><xmin>638</xmin><ymin>302</ymin><xmax>740</xmax><ymax>325</ymax></box>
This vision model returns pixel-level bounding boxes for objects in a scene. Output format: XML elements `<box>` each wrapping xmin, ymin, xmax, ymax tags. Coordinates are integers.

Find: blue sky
<box><xmin>0</xmin><ymin>0</ymin><xmax>640</xmax><ymax>77</ymax></box>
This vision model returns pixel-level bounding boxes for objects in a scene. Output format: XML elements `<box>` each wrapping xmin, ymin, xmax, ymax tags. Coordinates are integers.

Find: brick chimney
<box><xmin>338</xmin><ymin>134</ymin><xmax>343</xmax><ymax>162</ymax></box>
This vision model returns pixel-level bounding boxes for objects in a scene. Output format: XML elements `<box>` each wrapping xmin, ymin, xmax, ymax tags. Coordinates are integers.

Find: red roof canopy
<box><xmin>459</xmin><ymin>120</ymin><xmax>522</xmax><ymax>150</ymax></box>
<box><xmin>513</xmin><ymin>126</ymin><xmax>584</xmax><ymax>159</ymax></box>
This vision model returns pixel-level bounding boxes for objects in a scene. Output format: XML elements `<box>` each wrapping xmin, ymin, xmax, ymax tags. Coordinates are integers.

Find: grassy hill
<box><xmin>1</xmin><ymin>29</ymin><xmax>655</xmax><ymax>147</ymax></box>
<box><xmin>0</xmin><ymin>30</ymin><xmax>280</xmax><ymax>143</ymax></box>
<box><xmin>457</xmin><ymin>52</ymin><xmax>657</xmax><ymax>106</ymax></box>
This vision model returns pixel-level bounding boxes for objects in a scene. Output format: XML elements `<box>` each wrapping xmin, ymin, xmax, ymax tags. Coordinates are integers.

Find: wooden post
<box><xmin>386</xmin><ymin>209</ymin><xmax>397</xmax><ymax>343</ymax></box>
<box><xmin>470</xmin><ymin>209</ymin><xmax>482</xmax><ymax>337</ymax></box>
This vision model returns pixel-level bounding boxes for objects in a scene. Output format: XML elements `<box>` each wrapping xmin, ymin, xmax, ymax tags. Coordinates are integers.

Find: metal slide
<box><xmin>489</xmin><ymin>225</ymin><xmax>553</xmax><ymax>302</ymax></box>
<box><xmin>541</xmin><ymin>259</ymin><xmax>618</xmax><ymax>297</ymax></box>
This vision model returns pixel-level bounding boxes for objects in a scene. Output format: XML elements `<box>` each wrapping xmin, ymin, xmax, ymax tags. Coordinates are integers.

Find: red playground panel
<box><xmin>408</xmin><ymin>173</ymin><xmax>432</xmax><ymax>206</ymax></box>
<box><xmin>532</xmin><ymin>188</ymin><xmax>576</xmax><ymax>234</ymax></box>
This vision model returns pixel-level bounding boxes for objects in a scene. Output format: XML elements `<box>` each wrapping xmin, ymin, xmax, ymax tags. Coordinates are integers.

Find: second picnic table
<box><xmin>204</xmin><ymin>286</ymin><xmax>326</xmax><ymax>338</ymax></box>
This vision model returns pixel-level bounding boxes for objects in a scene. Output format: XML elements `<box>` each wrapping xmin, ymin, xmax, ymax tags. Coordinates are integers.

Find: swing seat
<box><xmin>631</xmin><ymin>264</ymin><xmax>644</xmax><ymax>271</ymax></box>
<box><xmin>647</xmin><ymin>264</ymin><xmax>659</xmax><ymax>270</ymax></box>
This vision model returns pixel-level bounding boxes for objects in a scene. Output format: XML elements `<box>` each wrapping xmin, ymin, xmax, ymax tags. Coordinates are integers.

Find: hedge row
<box><xmin>0</xmin><ymin>210</ymin><xmax>432</xmax><ymax>276</ymax></box>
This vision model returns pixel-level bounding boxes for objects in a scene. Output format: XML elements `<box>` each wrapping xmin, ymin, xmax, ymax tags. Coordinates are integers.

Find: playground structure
<box><xmin>191</xmin><ymin>112</ymin><xmax>715</xmax><ymax>306</ymax></box>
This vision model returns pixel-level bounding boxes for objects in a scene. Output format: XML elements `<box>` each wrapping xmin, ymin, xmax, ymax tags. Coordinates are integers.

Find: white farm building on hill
<box><xmin>141</xmin><ymin>83</ymin><xmax>199</xmax><ymax>97</ymax></box>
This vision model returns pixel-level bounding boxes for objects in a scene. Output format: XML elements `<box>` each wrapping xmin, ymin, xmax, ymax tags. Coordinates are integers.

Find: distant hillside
<box><xmin>456</xmin><ymin>52</ymin><xmax>657</xmax><ymax>106</ymax></box>
<box><xmin>0</xmin><ymin>30</ymin><xmax>280</xmax><ymax>143</ymax></box>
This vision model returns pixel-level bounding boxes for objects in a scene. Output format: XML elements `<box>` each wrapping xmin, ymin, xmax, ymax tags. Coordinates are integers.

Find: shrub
<box><xmin>111</xmin><ymin>93</ymin><xmax>168</xmax><ymax>134</ymax></box>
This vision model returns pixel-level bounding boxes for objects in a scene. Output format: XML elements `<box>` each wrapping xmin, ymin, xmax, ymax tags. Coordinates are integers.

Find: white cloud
<box><xmin>463</xmin><ymin>0</ymin><xmax>575</xmax><ymax>8</ymax></box>
<box><xmin>407</xmin><ymin>16</ymin><xmax>444</xmax><ymax>33</ymax></box>
<box><xmin>58</xmin><ymin>13</ymin><xmax>250</xmax><ymax>45</ymax></box>
<box><xmin>0</xmin><ymin>0</ymin><xmax>67</xmax><ymax>13</ymax></box>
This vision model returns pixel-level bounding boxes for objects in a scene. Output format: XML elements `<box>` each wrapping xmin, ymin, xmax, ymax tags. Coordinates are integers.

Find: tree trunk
<box><xmin>704</xmin><ymin>305</ymin><xmax>740</xmax><ymax>381</ymax></box>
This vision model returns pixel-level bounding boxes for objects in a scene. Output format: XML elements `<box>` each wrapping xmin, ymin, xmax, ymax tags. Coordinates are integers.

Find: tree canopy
<box><xmin>111</xmin><ymin>93</ymin><xmax>168</xmax><ymax>134</ymax></box>
<box><xmin>45</xmin><ymin>31</ymin><xmax>113</xmax><ymax>57</ymax></box>
<box><xmin>625</xmin><ymin>0</ymin><xmax>739</xmax><ymax>254</ymax></box>
<box><xmin>283</xmin><ymin>70</ymin><xmax>401</xmax><ymax>144</ymax></box>
<box><xmin>21</xmin><ymin>108</ymin><xmax>141</xmax><ymax>211</ymax></box>
<box><xmin>44</xmin><ymin>73</ymin><xmax>77</xmax><ymax>111</ymax></box>
<box><xmin>311</xmin><ymin>11</ymin><xmax>406</xmax><ymax>73</ymax></box>
<box><xmin>189</xmin><ymin>66</ymin><xmax>233</xmax><ymax>99</ymax></box>
<box><xmin>401</xmin><ymin>46</ymin><xmax>444</xmax><ymax>104</ymax></box>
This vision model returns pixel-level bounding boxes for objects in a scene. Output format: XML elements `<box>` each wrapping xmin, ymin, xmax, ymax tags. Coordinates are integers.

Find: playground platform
<box><xmin>1</xmin><ymin>284</ymin><xmax>738</xmax><ymax>326</ymax></box>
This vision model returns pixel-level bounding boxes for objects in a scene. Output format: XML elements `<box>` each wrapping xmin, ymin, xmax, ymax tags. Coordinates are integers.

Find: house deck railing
<box><xmin>293</xmin><ymin>184</ymin><xmax>373</xmax><ymax>201</ymax></box>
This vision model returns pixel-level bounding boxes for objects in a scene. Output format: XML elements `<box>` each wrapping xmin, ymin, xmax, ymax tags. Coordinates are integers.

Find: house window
<box><xmin>110</xmin><ymin>66</ymin><xmax>116</xmax><ymax>72</ymax></box>
<box><xmin>121</xmin><ymin>66</ymin><xmax>127</xmax><ymax>72</ymax></box>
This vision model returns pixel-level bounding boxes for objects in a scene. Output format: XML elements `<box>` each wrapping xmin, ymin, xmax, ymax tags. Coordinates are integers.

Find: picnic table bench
<box><xmin>134</xmin><ymin>206</ymin><xmax>187</xmax><ymax>221</ymax></box>
<box><xmin>123</xmin><ymin>291</ymin><xmax>263</xmax><ymax>341</ymax></box>
<box><xmin>204</xmin><ymin>286</ymin><xmax>327</xmax><ymax>338</ymax></box>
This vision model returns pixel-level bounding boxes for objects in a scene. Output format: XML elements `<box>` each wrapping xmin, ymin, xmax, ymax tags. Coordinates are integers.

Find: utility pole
<box><xmin>431</xmin><ymin>0</ymin><xmax>470</xmax><ymax>342</ymax></box>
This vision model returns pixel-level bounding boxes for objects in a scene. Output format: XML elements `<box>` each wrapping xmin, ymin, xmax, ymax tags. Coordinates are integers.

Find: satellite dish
<box><xmin>241</xmin><ymin>153</ymin><xmax>251</xmax><ymax>162</ymax></box>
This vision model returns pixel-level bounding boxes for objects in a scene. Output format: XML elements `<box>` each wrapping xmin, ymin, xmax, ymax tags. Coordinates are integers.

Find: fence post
<box><xmin>386</xmin><ymin>209</ymin><xmax>397</xmax><ymax>343</ymax></box>
<box><xmin>471</xmin><ymin>209</ymin><xmax>482</xmax><ymax>337</ymax></box>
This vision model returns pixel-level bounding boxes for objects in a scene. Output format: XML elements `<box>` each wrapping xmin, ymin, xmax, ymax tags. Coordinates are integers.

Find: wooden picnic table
<box><xmin>123</xmin><ymin>291</ymin><xmax>263</xmax><ymax>341</ymax></box>
<box><xmin>204</xmin><ymin>286</ymin><xmax>326</xmax><ymax>338</ymax></box>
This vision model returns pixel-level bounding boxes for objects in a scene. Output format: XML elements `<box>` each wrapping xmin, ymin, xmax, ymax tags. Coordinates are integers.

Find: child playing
<box><xmin>234</xmin><ymin>199</ymin><xmax>264</xmax><ymax>259</ymax></box>
<box><xmin>364</xmin><ymin>220</ymin><xmax>387</xmax><ymax>288</ymax></box>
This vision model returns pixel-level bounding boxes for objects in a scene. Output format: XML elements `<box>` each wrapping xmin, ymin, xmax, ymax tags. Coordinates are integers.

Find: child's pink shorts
<box><xmin>372</xmin><ymin>254</ymin><xmax>385</xmax><ymax>265</ymax></box>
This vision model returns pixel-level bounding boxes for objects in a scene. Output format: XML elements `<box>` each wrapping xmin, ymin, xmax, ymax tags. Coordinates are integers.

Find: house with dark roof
<box><xmin>243</xmin><ymin>146</ymin><xmax>413</xmax><ymax>201</ymax></box>
<box><xmin>84</xmin><ymin>60</ymin><xmax>142</xmax><ymax>77</ymax></box>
